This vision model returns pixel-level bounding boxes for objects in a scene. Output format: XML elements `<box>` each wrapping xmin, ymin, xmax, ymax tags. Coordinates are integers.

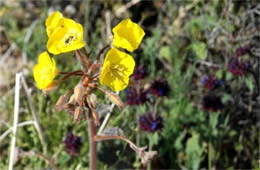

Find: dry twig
<box><xmin>8</xmin><ymin>72</ymin><xmax>22</xmax><ymax>170</ymax></box>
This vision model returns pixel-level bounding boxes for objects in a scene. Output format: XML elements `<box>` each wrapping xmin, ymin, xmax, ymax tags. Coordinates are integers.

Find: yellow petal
<box><xmin>45</xmin><ymin>11</ymin><xmax>63</xmax><ymax>37</ymax></box>
<box><xmin>112</xmin><ymin>18</ymin><xmax>145</xmax><ymax>52</ymax></box>
<box><xmin>100</xmin><ymin>48</ymin><xmax>135</xmax><ymax>91</ymax></box>
<box><xmin>33</xmin><ymin>51</ymin><xmax>58</xmax><ymax>89</ymax></box>
<box><xmin>46</xmin><ymin>18</ymin><xmax>85</xmax><ymax>55</ymax></box>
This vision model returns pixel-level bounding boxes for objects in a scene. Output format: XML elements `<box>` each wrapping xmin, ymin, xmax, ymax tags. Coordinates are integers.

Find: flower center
<box><xmin>110</xmin><ymin>64</ymin><xmax>125</xmax><ymax>77</ymax></box>
<box><xmin>64</xmin><ymin>34</ymin><xmax>76</xmax><ymax>45</ymax></box>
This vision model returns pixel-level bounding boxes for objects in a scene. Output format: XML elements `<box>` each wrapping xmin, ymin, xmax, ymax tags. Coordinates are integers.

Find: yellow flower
<box><xmin>46</xmin><ymin>13</ymin><xmax>85</xmax><ymax>55</ymax></box>
<box><xmin>33</xmin><ymin>51</ymin><xmax>58</xmax><ymax>89</ymax></box>
<box><xmin>112</xmin><ymin>18</ymin><xmax>145</xmax><ymax>52</ymax></box>
<box><xmin>100</xmin><ymin>48</ymin><xmax>135</xmax><ymax>91</ymax></box>
<box><xmin>45</xmin><ymin>11</ymin><xmax>63</xmax><ymax>37</ymax></box>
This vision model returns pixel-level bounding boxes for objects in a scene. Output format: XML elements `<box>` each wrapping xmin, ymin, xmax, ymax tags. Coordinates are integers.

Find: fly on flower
<box><xmin>46</xmin><ymin>12</ymin><xmax>85</xmax><ymax>55</ymax></box>
<box><xmin>33</xmin><ymin>51</ymin><xmax>58</xmax><ymax>90</ymax></box>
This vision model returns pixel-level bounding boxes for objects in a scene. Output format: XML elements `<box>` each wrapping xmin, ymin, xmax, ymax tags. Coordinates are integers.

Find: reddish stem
<box><xmin>88</xmin><ymin>115</ymin><xmax>97</xmax><ymax>170</ymax></box>
<box><xmin>59</xmin><ymin>70</ymin><xmax>83</xmax><ymax>82</ymax></box>
<box><xmin>83</xmin><ymin>47</ymin><xmax>91</xmax><ymax>69</ymax></box>
<box><xmin>75</xmin><ymin>50</ymin><xmax>87</xmax><ymax>67</ymax></box>
<box><xmin>96</xmin><ymin>44</ymin><xmax>110</xmax><ymax>61</ymax></box>
<box><xmin>59</xmin><ymin>71</ymin><xmax>82</xmax><ymax>75</ymax></box>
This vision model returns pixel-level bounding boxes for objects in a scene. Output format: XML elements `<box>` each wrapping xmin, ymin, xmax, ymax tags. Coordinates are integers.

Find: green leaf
<box><xmin>209</xmin><ymin>113</ymin><xmax>219</xmax><ymax>136</ymax></box>
<box><xmin>185</xmin><ymin>132</ymin><xmax>203</xmax><ymax>170</ymax></box>
<box><xmin>159</xmin><ymin>46</ymin><xmax>171</xmax><ymax>61</ymax></box>
<box><xmin>174</xmin><ymin>133</ymin><xmax>185</xmax><ymax>151</ymax></box>
<box><xmin>245</xmin><ymin>76</ymin><xmax>254</xmax><ymax>93</ymax></box>
<box><xmin>222</xmin><ymin>94</ymin><xmax>233</xmax><ymax>104</ymax></box>
<box><xmin>225</xmin><ymin>72</ymin><xmax>233</xmax><ymax>81</ymax></box>
<box><xmin>192</xmin><ymin>42</ymin><xmax>207</xmax><ymax>60</ymax></box>
<box><xmin>149</xmin><ymin>132</ymin><xmax>159</xmax><ymax>145</ymax></box>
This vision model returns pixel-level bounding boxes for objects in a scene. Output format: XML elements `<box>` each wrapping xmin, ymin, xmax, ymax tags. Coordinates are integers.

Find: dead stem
<box><xmin>95</xmin><ymin>135</ymin><xmax>140</xmax><ymax>153</ymax></box>
<box><xmin>33</xmin><ymin>152</ymin><xmax>59</xmax><ymax>170</ymax></box>
<box><xmin>21</xmin><ymin>75</ymin><xmax>47</xmax><ymax>154</ymax></box>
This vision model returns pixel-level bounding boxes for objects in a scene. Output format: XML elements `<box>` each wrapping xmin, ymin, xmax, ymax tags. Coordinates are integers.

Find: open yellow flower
<box><xmin>46</xmin><ymin>14</ymin><xmax>85</xmax><ymax>55</ymax></box>
<box><xmin>112</xmin><ymin>18</ymin><xmax>145</xmax><ymax>52</ymax></box>
<box><xmin>45</xmin><ymin>11</ymin><xmax>63</xmax><ymax>37</ymax></box>
<box><xmin>100</xmin><ymin>48</ymin><xmax>135</xmax><ymax>91</ymax></box>
<box><xmin>33</xmin><ymin>51</ymin><xmax>58</xmax><ymax>89</ymax></box>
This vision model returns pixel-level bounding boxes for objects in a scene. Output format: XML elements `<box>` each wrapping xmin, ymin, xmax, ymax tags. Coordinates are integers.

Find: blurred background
<box><xmin>0</xmin><ymin>0</ymin><xmax>259</xmax><ymax>169</ymax></box>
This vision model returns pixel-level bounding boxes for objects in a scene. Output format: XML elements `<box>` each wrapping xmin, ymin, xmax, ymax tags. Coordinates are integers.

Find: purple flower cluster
<box><xmin>139</xmin><ymin>113</ymin><xmax>163</xmax><ymax>132</ymax></box>
<box><xmin>202</xmin><ymin>95</ymin><xmax>223</xmax><ymax>112</ymax></box>
<box><xmin>64</xmin><ymin>132</ymin><xmax>82</xmax><ymax>156</ymax></box>
<box><xmin>228</xmin><ymin>57</ymin><xmax>250</xmax><ymax>76</ymax></box>
<box><xmin>126</xmin><ymin>87</ymin><xmax>148</xmax><ymax>105</ymax></box>
<box><xmin>126</xmin><ymin>64</ymin><xmax>170</xmax><ymax>105</ymax></box>
<box><xmin>150</xmin><ymin>79</ymin><xmax>170</xmax><ymax>97</ymax></box>
<box><xmin>201</xmin><ymin>75</ymin><xmax>223</xmax><ymax>91</ymax></box>
<box><xmin>133</xmin><ymin>64</ymin><xmax>148</xmax><ymax>80</ymax></box>
<box><xmin>234</xmin><ymin>46</ymin><xmax>248</xmax><ymax>57</ymax></box>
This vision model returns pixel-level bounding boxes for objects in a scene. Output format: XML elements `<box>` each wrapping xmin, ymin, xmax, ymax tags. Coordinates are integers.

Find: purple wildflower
<box><xmin>126</xmin><ymin>87</ymin><xmax>148</xmax><ymax>105</ymax></box>
<box><xmin>64</xmin><ymin>131</ymin><xmax>82</xmax><ymax>156</ymax></box>
<box><xmin>202</xmin><ymin>95</ymin><xmax>223</xmax><ymax>112</ymax></box>
<box><xmin>150</xmin><ymin>79</ymin><xmax>170</xmax><ymax>97</ymax></box>
<box><xmin>139</xmin><ymin>113</ymin><xmax>163</xmax><ymax>132</ymax></box>
<box><xmin>235</xmin><ymin>46</ymin><xmax>248</xmax><ymax>57</ymax></box>
<box><xmin>228</xmin><ymin>57</ymin><xmax>250</xmax><ymax>76</ymax></box>
<box><xmin>133</xmin><ymin>64</ymin><xmax>148</xmax><ymax>80</ymax></box>
<box><xmin>201</xmin><ymin>75</ymin><xmax>223</xmax><ymax>91</ymax></box>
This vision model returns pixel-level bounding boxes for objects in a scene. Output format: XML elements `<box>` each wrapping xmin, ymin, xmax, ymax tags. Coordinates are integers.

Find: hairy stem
<box><xmin>59</xmin><ymin>70</ymin><xmax>83</xmax><ymax>75</ymax></box>
<box><xmin>75</xmin><ymin>50</ymin><xmax>87</xmax><ymax>67</ymax></box>
<box><xmin>83</xmin><ymin>47</ymin><xmax>91</xmax><ymax>69</ymax></box>
<box><xmin>88</xmin><ymin>115</ymin><xmax>97</xmax><ymax>170</ymax></box>
<box><xmin>96</xmin><ymin>44</ymin><xmax>110</xmax><ymax>61</ymax></box>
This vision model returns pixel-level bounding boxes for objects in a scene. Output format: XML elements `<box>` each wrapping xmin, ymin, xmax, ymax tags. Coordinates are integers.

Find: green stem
<box><xmin>147</xmin><ymin>135</ymin><xmax>153</xmax><ymax>170</ymax></box>
<box><xmin>208</xmin><ymin>142</ymin><xmax>212</xmax><ymax>170</ymax></box>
